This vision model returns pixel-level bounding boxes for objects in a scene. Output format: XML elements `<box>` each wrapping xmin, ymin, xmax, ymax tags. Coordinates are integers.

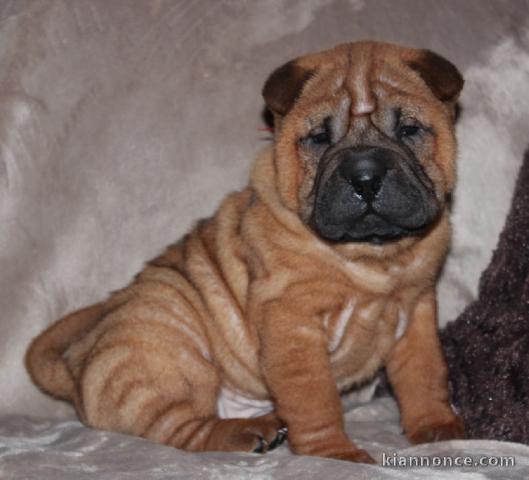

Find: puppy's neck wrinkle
<box><xmin>250</xmin><ymin>148</ymin><xmax>310</xmax><ymax>238</ymax></box>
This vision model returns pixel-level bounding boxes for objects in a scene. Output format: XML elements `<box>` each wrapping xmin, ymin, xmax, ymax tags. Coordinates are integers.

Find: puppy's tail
<box><xmin>25</xmin><ymin>303</ymin><xmax>104</xmax><ymax>402</ymax></box>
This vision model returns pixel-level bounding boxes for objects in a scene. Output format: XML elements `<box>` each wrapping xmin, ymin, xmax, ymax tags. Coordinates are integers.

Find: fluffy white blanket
<box><xmin>3</xmin><ymin>398</ymin><xmax>529</xmax><ymax>479</ymax></box>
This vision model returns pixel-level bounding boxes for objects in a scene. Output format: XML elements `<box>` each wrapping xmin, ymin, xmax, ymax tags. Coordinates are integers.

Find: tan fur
<box><xmin>26</xmin><ymin>41</ymin><xmax>464</xmax><ymax>462</ymax></box>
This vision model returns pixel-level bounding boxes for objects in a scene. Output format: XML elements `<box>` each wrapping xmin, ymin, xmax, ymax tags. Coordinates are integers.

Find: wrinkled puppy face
<box><xmin>263</xmin><ymin>42</ymin><xmax>463</xmax><ymax>245</ymax></box>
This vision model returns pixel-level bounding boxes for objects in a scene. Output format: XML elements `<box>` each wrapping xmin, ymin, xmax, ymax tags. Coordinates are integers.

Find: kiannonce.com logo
<box><xmin>381</xmin><ymin>452</ymin><xmax>516</xmax><ymax>468</ymax></box>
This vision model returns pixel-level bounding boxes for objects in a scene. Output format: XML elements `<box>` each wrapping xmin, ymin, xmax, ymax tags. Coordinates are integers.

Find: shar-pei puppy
<box><xmin>27</xmin><ymin>41</ymin><xmax>465</xmax><ymax>463</ymax></box>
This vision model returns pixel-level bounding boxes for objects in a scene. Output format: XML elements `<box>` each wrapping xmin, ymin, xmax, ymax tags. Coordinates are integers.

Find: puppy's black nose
<box><xmin>338</xmin><ymin>147</ymin><xmax>391</xmax><ymax>202</ymax></box>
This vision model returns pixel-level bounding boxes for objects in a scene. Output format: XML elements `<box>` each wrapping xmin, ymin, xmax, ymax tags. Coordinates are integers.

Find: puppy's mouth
<box><xmin>336</xmin><ymin>215</ymin><xmax>425</xmax><ymax>244</ymax></box>
<box><xmin>310</xmin><ymin>146</ymin><xmax>440</xmax><ymax>245</ymax></box>
<box><xmin>314</xmin><ymin>211</ymin><xmax>426</xmax><ymax>245</ymax></box>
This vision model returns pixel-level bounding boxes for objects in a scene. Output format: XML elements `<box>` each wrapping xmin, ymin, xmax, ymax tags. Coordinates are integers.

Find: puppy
<box><xmin>26</xmin><ymin>41</ymin><xmax>465</xmax><ymax>463</ymax></box>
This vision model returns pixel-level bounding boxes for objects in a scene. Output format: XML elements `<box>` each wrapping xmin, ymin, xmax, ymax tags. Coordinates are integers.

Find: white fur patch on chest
<box><xmin>217</xmin><ymin>386</ymin><xmax>274</xmax><ymax>419</ymax></box>
<box><xmin>395</xmin><ymin>308</ymin><xmax>408</xmax><ymax>340</ymax></box>
<box><xmin>325</xmin><ymin>299</ymin><xmax>356</xmax><ymax>352</ymax></box>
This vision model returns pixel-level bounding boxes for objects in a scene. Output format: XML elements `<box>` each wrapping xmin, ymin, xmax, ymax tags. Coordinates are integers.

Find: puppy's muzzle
<box><xmin>312</xmin><ymin>146</ymin><xmax>439</xmax><ymax>244</ymax></box>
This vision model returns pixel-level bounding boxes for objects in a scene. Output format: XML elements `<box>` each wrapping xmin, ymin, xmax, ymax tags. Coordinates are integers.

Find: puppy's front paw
<box><xmin>407</xmin><ymin>415</ymin><xmax>465</xmax><ymax>444</ymax></box>
<box><xmin>296</xmin><ymin>440</ymin><xmax>376</xmax><ymax>464</ymax></box>
<box><xmin>332</xmin><ymin>448</ymin><xmax>377</xmax><ymax>464</ymax></box>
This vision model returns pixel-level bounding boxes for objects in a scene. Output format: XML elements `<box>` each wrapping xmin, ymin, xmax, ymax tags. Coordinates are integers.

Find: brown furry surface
<box><xmin>441</xmin><ymin>148</ymin><xmax>529</xmax><ymax>442</ymax></box>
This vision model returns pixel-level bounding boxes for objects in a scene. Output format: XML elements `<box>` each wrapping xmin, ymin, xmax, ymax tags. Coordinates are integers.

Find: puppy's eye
<box><xmin>397</xmin><ymin>124</ymin><xmax>420</xmax><ymax>139</ymax></box>
<box><xmin>307</xmin><ymin>129</ymin><xmax>330</xmax><ymax>145</ymax></box>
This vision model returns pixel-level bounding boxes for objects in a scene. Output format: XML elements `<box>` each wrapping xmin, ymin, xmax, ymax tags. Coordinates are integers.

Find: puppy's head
<box><xmin>262</xmin><ymin>41</ymin><xmax>463</xmax><ymax>246</ymax></box>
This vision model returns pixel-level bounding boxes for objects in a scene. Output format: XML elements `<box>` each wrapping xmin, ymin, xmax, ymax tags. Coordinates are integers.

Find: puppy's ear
<box><xmin>262</xmin><ymin>60</ymin><xmax>314</xmax><ymax>116</ymax></box>
<box><xmin>407</xmin><ymin>50</ymin><xmax>464</xmax><ymax>103</ymax></box>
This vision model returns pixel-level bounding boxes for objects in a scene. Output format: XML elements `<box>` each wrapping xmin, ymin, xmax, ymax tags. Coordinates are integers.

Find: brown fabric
<box><xmin>441</xmin><ymin>148</ymin><xmax>529</xmax><ymax>443</ymax></box>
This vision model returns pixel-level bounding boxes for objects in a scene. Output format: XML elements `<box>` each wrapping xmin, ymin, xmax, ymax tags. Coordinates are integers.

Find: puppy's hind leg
<box><xmin>78</xmin><ymin>331</ymin><xmax>283</xmax><ymax>453</ymax></box>
<box><xmin>137</xmin><ymin>380</ymin><xmax>285</xmax><ymax>453</ymax></box>
<box><xmin>143</xmin><ymin>401</ymin><xmax>285</xmax><ymax>453</ymax></box>
<box><xmin>202</xmin><ymin>412</ymin><xmax>286</xmax><ymax>453</ymax></box>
